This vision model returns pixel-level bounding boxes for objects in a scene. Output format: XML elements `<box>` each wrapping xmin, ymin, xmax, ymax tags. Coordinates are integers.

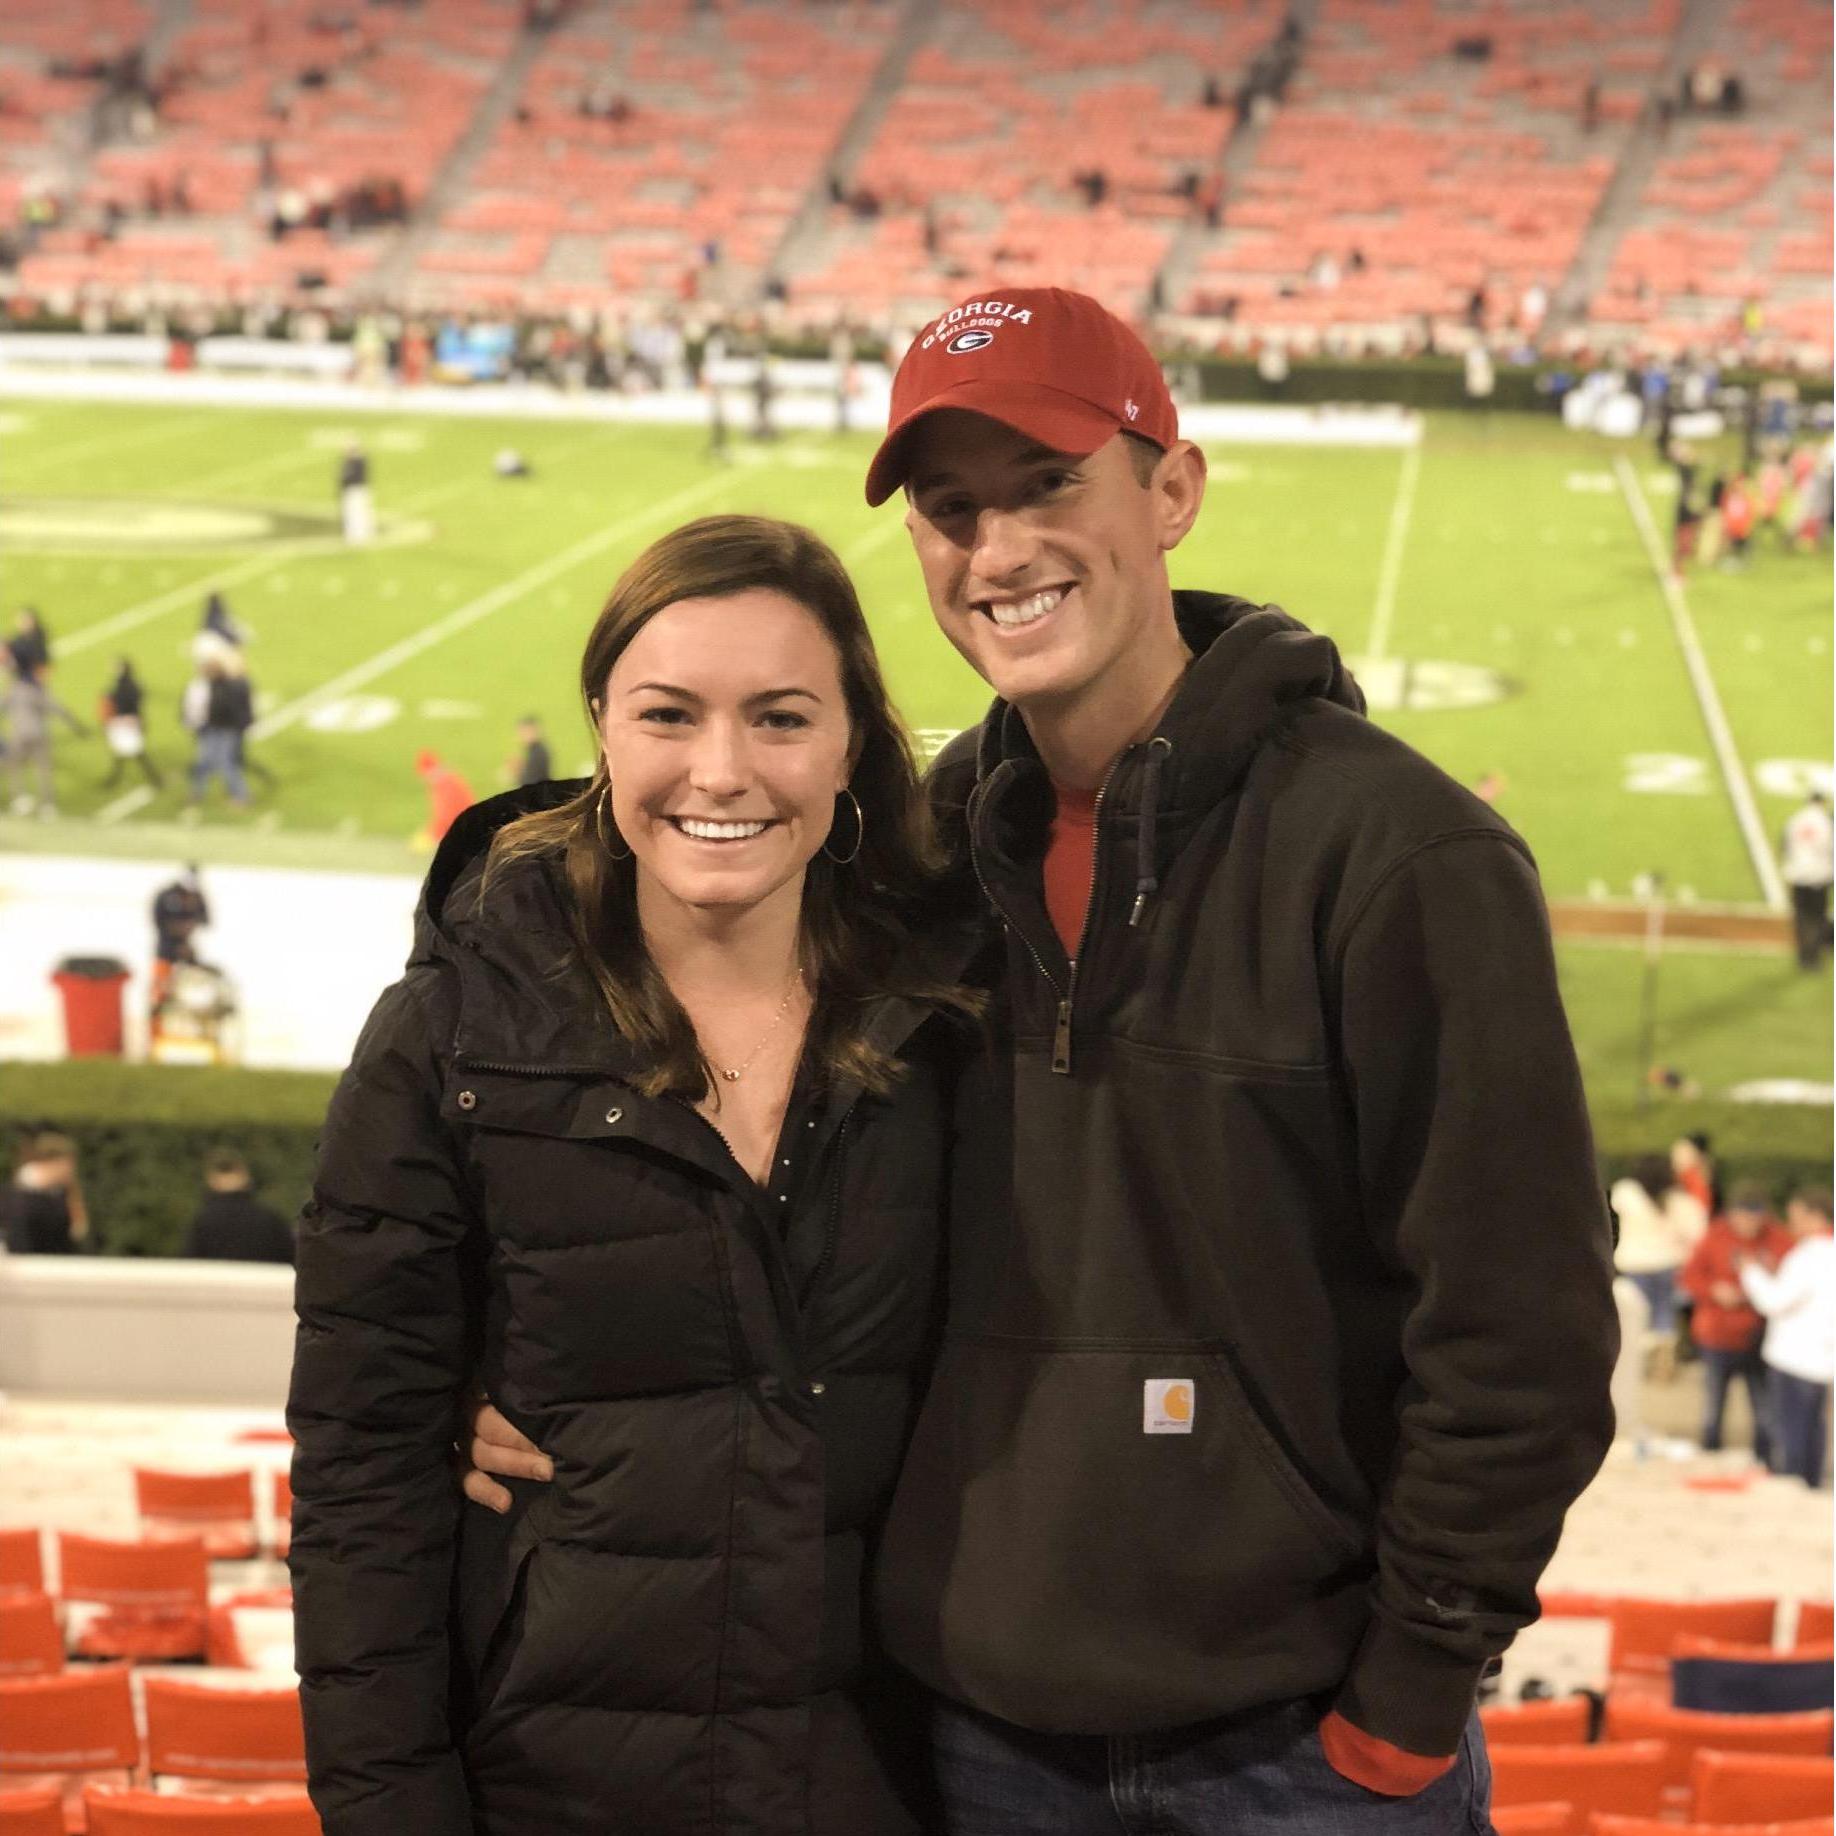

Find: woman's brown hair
<box><xmin>486</xmin><ymin>514</ymin><xmax>973</xmax><ymax>1098</ymax></box>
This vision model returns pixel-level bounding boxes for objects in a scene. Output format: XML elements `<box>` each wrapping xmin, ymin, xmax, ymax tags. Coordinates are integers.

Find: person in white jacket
<box><xmin>1610</xmin><ymin>1155</ymin><xmax>1709</xmax><ymax>1342</ymax></box>
<box><xmin>1741</xmin><ymin>1188</ymin><xmax>1835</xmax><ymax>1487</ymax></box>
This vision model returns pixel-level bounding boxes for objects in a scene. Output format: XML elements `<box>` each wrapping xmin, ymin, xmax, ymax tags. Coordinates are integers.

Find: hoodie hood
<box><xmin>962</xmin><ymin>591</ymin><xmax>1365</xmax><ymax>928</ymax></box>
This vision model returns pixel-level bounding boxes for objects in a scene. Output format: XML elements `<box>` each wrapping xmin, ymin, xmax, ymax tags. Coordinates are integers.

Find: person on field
<box><xmin>100</xmin><ymin>656</ymin><xmax>163</xmax><ymax>791</ymax></box>
<box><xmin>1780</xmin><ymin>788</ymin><xmax>1833</xmax><ymax>971</ymax></box>
<box><xmin>186</xmin><ymin>654</ymin><xmax>253</xmax><ymax>809</ymax></box>
<box><xmin>1680</xmin><ymin>1182</ymin><xmax>1792</xmax><ymax>1463</ymax></box>
<box><xmin>337</xmin><ymin>440</ymin><xmax>373</xmax><ymax>544</ymax></box>
<box><xmin>3</xmin><ymin>652</ymin><xmax>85</xmax><ymax>817</ymax></box>
<box><xmin>468</xmin><ymin>287</ymin><xmax>1617</xmax><ymax>1831</ymax></box>
<box><xmin>503</xmin><ymin>715</ymin><xmax>551</xmax><ymax>788</ymax></box>
<box><xmin>412</xmin><ymin>748</ymin><xmax>474</xmax><ymax>845</ymax></box>
<box><xmin>1740</xmin><ymin>1187</ymin><xmax>1835</xmax><ymax>1488</ymax></box>
<box><xmin>288</xmin><ymin>517</ymin><xmax>979</xmax><ymax>1834</ymax></box>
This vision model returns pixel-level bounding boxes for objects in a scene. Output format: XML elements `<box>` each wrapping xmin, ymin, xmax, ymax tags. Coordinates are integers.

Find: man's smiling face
<box><xmin>902</xmin><ymin>410</ymin><xmax>1200</xmax><ymax>722</ymax></box>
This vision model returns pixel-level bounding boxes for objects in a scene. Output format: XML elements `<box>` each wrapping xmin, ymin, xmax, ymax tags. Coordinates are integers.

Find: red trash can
<box><xmin>52</xmin><ymin>956</ymin><xmax>132</xmax><ymax>1058</ymax></box>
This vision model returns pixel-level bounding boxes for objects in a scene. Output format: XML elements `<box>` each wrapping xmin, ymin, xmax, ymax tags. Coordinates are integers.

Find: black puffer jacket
<box><xmin>288</xmin><ymin>785</ymin><xmax>964</xmax><ymax>1836</ymax></box>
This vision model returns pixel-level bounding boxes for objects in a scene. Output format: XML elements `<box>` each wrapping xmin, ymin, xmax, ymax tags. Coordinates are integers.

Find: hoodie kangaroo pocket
<box><xmin>877</xmin><ymin>1337</ymin><xmax>1370</xmax><ymax>1734</ymax></box>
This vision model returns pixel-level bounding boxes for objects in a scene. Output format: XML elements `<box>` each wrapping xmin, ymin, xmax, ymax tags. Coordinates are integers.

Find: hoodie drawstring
<box><xmin>1129</xmin><ymin>738</ymin><xmax>1172</xmax><ymax>928</ymax></box>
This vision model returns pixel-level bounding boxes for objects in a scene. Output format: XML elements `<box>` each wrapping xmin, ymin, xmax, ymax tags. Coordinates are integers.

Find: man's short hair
<box><xmin>1123</xmin><ymin>432</ymin><xmax>1164</xmax><ymax>486</ymax></box>
<box><xmin>21</xmin><ymin>1131</ymin><xmax>74</xmax><ymax>1167</ymax></box>
<box><xmin>204</xmin><ymin>1147</ymin><xmax>248</xmax><ymax>1181</ymax></box>
<box><xmin>1790</xmin><ymin>1186</ymin><xmax>1833</xmax><ymax>1222</ymax></box>
<box><xmin>1727</xmin><ymin>1179</ymin><xmax>1772</xmax><ymax>1212</ymax></box>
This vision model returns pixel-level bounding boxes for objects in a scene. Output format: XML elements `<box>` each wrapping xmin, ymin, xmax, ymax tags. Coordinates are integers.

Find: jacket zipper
<box><xmin>969</xmin><ymin>748</ymin><xmax>1132</xmax><ymax>1078</ymax></box>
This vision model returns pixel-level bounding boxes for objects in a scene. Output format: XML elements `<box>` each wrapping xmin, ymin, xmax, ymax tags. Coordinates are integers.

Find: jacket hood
<box><xmin>973</xmin><ymin>590</ymin><xmax>1364</xmax><ymax>800</ymax></box>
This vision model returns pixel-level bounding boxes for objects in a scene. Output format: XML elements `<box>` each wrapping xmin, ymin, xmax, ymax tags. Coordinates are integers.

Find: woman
<box><xmin>288</xmin><ymin>517</ymin><xmax>977</xmax><ymax>1836</ymax></box>
<box><xmin>100</xmin><ymin>656</ymin><xmax>163</xmax><ymax>791</ymax></box>
<box><xmin>1609</xmin><ymin>1152</ymin><xmax>1707</xmax><ymax>1340</ymax></box>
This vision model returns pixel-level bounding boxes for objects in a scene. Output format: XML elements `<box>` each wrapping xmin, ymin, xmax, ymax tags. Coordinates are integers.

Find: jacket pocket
<box><xmin>877</xmin><ymin>1337</ymin><xmax>1371</xmax><ymax>1734</ymax></box>
<box><xmin>451</xmin><ymin>1487</ymin><xmax>538</xmax><ymax>1726</ymax></box>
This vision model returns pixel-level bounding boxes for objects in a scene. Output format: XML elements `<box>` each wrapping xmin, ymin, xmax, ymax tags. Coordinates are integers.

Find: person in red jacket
<box><xmin>1680</xmin><ymin>1181</ymin><xmax>1793</xmax><ymax>1461</ymax></box>
<box><xmin>413</xmin><ymin>748</ymin><xmax>474</xmax><ymax>846</ymax></box>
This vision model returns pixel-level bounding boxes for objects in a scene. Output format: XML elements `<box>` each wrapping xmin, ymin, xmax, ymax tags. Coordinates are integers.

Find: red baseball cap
<box><xmin>864</xmin><ymin>287</ymin><xmax>1178</xmax><ymax>506</ymax></box>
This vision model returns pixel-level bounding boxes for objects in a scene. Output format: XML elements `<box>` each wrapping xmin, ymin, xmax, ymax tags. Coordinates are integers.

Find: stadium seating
<box><xmin>1606</xmin><ymin>1597</ymin><xmax>1779</xmax><ymax>1697</ymax></box>
<box><xmin>0</xmin><ymin>1599</ymin><xmax>60</xmax><ymax>1682</ymax></box>
<box><xmin>142</xmin><ymin>1677</ymin><xmax>306</xmax><ymax>1794</ymax></box>
<box><xmin>1489</xmin><ymin>1741</ymin><xmax>1668</xmax><ymax>1821</ymax></box>
<box><xmin>0</xmin><ymin>1537</ymin><xmax>42</xmax><ymax>1599</ymax></box>
<box><xmin>1485</xmin><ymin>1697</ymin><xmax>1596</xmax><ymax>1745</ymax></box>
<box><xmin>1600</xmin><ymin>1699</ymin><xmax>1835</xmax><ymax>1799</ymax></box>
<box><xmin>268</xmin><ymin>1471</ymin><xmax>291</xmax><ymax>1562</ymax></box>
<box><xmin>82</xmin><ymin>1793</ymin><xmax>321</xmax><ymax>1834</ymax></box>
<box><xmin>57</xmin><ymin>1533</ymin><xmax>209</xmax><ymax>1663</ymax></box>
<box><xmin>1797</xmin><ymin>1603</ymin><xmax>1834</xmax><ymax>1648</ymax></box>
<box><xmin>133</xmin><ymin>1469</ymin><xmax>259</xmax><ymax>1560</ymax></box>
<box><xmin>1591</xmin><ymin>1821</ymin><xmax>1835</xmax><ymax>1836</ymax></box>
<box><xmin>1492</xmin><ymin>1808</ymin><xmax>1577</xmax><ymax>1836</ymax></box>
<box><xmin>0</xmin><ymin>1787</ymin><xmax>64</xmax><ymax>1836</ymax></box>
<box><xmin>0</xmin><ymin>1667</ymin><xmax>138</xmax><ymax>1806</ymax></box>
<box><xmin>1690</xmin><ymin>1752</ymin><xmax>1836</xmax><ymax>1824</ymax></box>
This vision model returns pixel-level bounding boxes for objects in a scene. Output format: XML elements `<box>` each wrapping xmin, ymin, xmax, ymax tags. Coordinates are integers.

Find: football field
<box><xmin>2</xmin><ymin>394</ymin><xmax>1830</xmax><ymax>1103</ymax></box>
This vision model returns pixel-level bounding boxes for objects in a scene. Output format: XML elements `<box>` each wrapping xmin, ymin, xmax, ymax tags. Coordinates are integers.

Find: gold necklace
<box><xmin>717</xmin><ymin>970</ymin><xmax>803</xmax><ymax>1083</ymax></box>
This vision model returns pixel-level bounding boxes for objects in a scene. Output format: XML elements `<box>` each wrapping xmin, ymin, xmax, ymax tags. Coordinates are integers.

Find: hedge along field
<box><xmin>1</xmin><ymin>1027</ymin><xmax>1828</xmax><ymax>1261</ymax></box>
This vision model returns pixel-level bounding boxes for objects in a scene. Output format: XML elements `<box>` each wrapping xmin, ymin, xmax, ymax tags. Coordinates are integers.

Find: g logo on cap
<box><xmin>946</xmin><ymin>329</ymin><xmax>994</xmax><ymax>355</ymax></box>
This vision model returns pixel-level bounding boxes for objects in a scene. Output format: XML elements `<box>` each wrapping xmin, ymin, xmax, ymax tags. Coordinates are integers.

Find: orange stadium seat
<box><xmin>0</xmin><ymin>1667</ymin><xmax>139</xmax><ymax>1809</ymax></box>
<box><xmin>0</xmin><ymin>1538</ymin><xmax>42</xmax><ymax>1600</ymax></box>
<box><xmin>1601</xmin><ymin>1700</ymin><xmax>1834</xmax><ymax>1800</ymax></box>
<box><xmin>1493</xmin><ymin>1806</ymin><xmax>1579</xmax><ymax>1835</ymax></box>
<box><xmin>133</xmin><ymin>1470</ymin><xmax>259</xmax><ymax>1561</ymax></box>
<box><xmin>1691</xmin><ymin>1753</ymin><xmax>1836</xmax><ymax>1825</ymax></box>
<box><xmin>0</xmin><ymin>1787</ymin><xmax>64</xmax><ymax>1836</ymax></box>
<box><xmin>1490</xmin><ymin>1742</ymin><xmax>1668</xmax><ymax>1821</ymax></box>
<box><xmin>1608</xmin><ymin>1599</ymin><xmax>1779</xmax><ymax>1698</ymax></box>
<box><xmin>1797</xmin><ymin>1604</ymin><xmax>1834</xmax><ymax>1649</ymax></box>
<box><xmin>82</xmin><ymin>1793</ymin><xmax>320</xmax><ymax>1835</ymax></box>
<box><xmin>1592</xmin><ymin>1819</ymin><xmax>1834</xmax><ymax>1836</ymax></box>
<box><xmin>268</xmin><ymin>1472</ymin><xmax>292</xmax><ymax>1562</ymax></box>
<box><xmin>57</xmin><ymin>1534</ymin><xmax>209</xmax><ymax>1663</ymax></box>
<box><xmin>1485</xmin><ymin>1698</ymin><xmax>1596</xmax><ymax>1745</ymax></box>
<box><xmin>143</xmin><ymin>1679</ymin><xmax>305</xmax><ymax>1792</ymax></box>
<box><xmin>0</xmin><ymin>1599</ymin><xmax>61</xmax><ymax>1682</ymax></box>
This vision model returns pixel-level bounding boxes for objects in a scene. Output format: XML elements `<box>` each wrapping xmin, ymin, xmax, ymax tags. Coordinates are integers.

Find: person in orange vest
<box><xmin>1680</xmin><ymin>1182</ymin><xmax>1793</xmax><ymax>1462</ymax></box>
<box><xmin>414</xmin><ymin>749</ymin><xmax>474</xmax><ymax>847</ymax></box>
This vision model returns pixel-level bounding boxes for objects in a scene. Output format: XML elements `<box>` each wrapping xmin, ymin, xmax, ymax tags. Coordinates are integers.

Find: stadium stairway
<box><xmin>763</xmin><ymin>0</ymin><xmax>935</xmax><ymax>298</ymax></box>
<box><xmin>368</xmin><ymin>17</ymin><xmax>550</xmax><ymax>299</ymax></box>
<box><xmin>1549</xmin><ymin>0</ymin><xmax>1733</xmax><ymax>334</ymax></box>
<box><xmin>1151</xmin><ymin>0</ymin><xmax>1325</xmax><ymax>318</ymax></box>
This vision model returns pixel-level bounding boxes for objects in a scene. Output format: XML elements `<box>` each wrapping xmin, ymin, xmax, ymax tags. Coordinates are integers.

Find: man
<box><xmin>0</xmin><ymin>1132</ymin><xmax>86</xmax><ymax>1254</ymax></box>
<box><xmin>467</xmin><ymin>287</ymin><xmax>1617</xmax><ymax>1828</ymax></box>
<box><xmin>1780</xmin><ymin>787</ymin><xmax>1833</xmax><ymax>971</ymax></box>
<box><xmin>504</xmin><ymin>715</ymin><xmax>551</xmax><ymax>789</ymax></box>
<box><xmin>183</xmin><ymin>1147</ymin><xmax>294</xmax><ymax>1264</ymax></box>
<box><xmin>337</xmin><ymin>440</ymin><xmax>373</xmax><ymax>545</ymax></box>
<box><xmin>151</xmin><ymin>863</ymin><xmax>210</xmax><ymax>1010</ymax></box>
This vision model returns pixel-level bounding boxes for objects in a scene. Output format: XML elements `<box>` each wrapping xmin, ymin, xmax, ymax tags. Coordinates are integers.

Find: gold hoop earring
<box><xmin>822</xmin><ymin>787</ymin><xmax>864</xmax><ymax>864</ymax></box>
<box><xmin>595</xmin><ymin>783</ymin><xmax>632</xmax><ymax>861</ymax></box>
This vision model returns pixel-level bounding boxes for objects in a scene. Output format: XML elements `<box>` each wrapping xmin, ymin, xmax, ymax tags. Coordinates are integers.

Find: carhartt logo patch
<box><xmin>947</xmin><ymin>329</ymin><xmax>995</xmax><ymax>355</ymax></box>
<box><xmin>1143</xmin><ymin>1378</ymin><xmax>1195</xmax><ymax>1434</ymax></box>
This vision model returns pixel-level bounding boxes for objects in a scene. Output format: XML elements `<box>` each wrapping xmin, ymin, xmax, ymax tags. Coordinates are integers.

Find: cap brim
<box><xmin>864</xmin><ymin>380</ymin><xmax>1123</xmax><ymax>506</ymax></box>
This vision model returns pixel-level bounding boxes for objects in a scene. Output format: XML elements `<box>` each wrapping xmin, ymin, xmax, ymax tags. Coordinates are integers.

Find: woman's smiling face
<box><xmin>600</xmin><ymin>588</ymin><xmax>855</xmax><ymax>922</ymax></box>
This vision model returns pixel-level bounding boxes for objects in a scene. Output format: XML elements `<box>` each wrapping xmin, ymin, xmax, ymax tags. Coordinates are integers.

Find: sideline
<box><xmin>1364</xmin><ymin>439</ymin><xmax>1421</xmax><ymax>662</ymax></box>
<box><xmin>249</xmin><ymin>468</ymin><xmax>737</xmax><ymax>742</ymax></box>
<box><xmin>1612</xmin><ymin>456</ymin><xmax>1785</xmax><ymax>912</ymax></box>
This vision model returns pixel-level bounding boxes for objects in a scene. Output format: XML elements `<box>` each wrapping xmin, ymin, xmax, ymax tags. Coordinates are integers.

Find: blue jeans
<box><xmin>1699</xmin><ymin>1345</ymin><xmax>1771</xmax><ymax>1461</ymax></box>
<box><xmin>933</xmin><ymin>1694</ymin><xmax>1495</xmax><ymax>1835</ymax></box>
<box><xmin>1625</xmin><ymin>1269</ymin><xmax>1679</xmax><ymax>1335</ymax></box>
<box><xmin>1770</xmin><ymin>1369</ymin><xmax>1829</xmax><ymax>1487</ymax></box>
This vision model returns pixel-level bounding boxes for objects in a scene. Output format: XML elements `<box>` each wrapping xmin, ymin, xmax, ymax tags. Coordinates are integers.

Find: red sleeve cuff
<box><xmin>1319</xmin><ymin>1710</ymin><xmax>1457</xmax><ymax>1797</ymax></box>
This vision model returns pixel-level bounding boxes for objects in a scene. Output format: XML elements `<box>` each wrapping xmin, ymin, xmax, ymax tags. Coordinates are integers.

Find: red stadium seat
<box><xmin>57</xmin><ymin>1534</ymin><xmax>209</xmax><ymax>1663</ymax></box>
<box><xmin>1592</xmin><ymin>1820</ymin><xmax>1833</xmax><ymax>1836</ymax></box>
<box><xmin>1608</xmin><ymin>1599</ymin><xmax>1779</xmax><ymax>1698</ymax></box>
<box><xmin>82</xmin><ymin>1792</ymin><xmax>320</xmax><ymax>1834</ymax></box>
<box><xmin>1601</xmin><ymin>1700</ymin><xmax>1834</xmax><ymax>1798</ymax></box>
<box><xmin>0</xmin><ymin>1599</ymin><xmax>60</xmax><ymax>1682</ymax></box>
<box><xmin>1493</xmin><ymin>1806</ymin><xmax>1579</xmax><ymax>1835</ymax></box>
<box><xmin>1490</xmin><ymin>1742</ymin><xmax>1667</xmax><ymax>1820</ymax></box>
<box><xmin>0</xmin><ymin>1786</ymin><xmax>65</xmax><ymax>1836</ymax></box>
<box><xmin>0</xmin><ymin>1539</ymin><xmax>42</xmax><ymax>1600</ymax></box>
<box><xmin>1797</xmin><ymin>1604</ymin><xmax>1834</xmax><ymax>1649</ymax></box>
<box><xmin>143</xmin><ymin>1679</ymin><xmax>305</xmax><ymax>1791</ymax></box>
<box><xmin>269</xmin><ymin>1472</ymin><xmax>292</xmax><ymax>1561</ymax></box>
<box><xmin>1691</xmin><ymin>1753</ymin><xmax>1836</xmax><ymax>1825</ymax></box>
<box><xmin>1485</xmin><ymin>1699</ymin><xmax>1594</xmax><ymax>1745</ymax></box>
<box><xmin>133</xmin><ymin>1471</ymin><xmax>259</xmax><ymax>1561</ymax></box>
<box><xmin>0</xmin><ymin>1668</ymin><xmax>139</xmax><ymax>1810</ymax></box>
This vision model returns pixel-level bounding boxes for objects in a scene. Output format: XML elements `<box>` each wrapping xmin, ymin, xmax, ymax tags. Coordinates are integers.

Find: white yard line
<box><xmin>162</xmin><ymin>444</ymin><xmax>330</xmax><ymax>499</ymax></box>
<box><xmin>95</xmin><ymin>784</ymin><xmax>156</xmax><ymax>824</ymax></box>
<box><xmin>59</xmin><ymin>549</ymin><xmax>303</xmax><ymax>657</ymax></box>
<box><xmin>8</xmin><ymin>412</ymin><xmax>210</xmax><ymax>478</ymax></box>
<box><xmin>1613</xmin><ymin>455</ymin><xmax>1786</xmax><ymax>912</ymax></box>
<box><xmin>250</xmin><ymin>469</ymin><xmax>736</xmax><ymax>741</ymax></box>
<box><xmin>1365</xmin><ymin>440</ymin><xmax>1421</xmax><ymax>662</ymax></box>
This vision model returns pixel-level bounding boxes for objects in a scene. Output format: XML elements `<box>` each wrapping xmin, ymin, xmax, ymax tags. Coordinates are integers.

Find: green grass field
<box><xmin>3</xmin><ymin>395</ymin><xmax>1830</xmax><ymax>1108</ymax></box>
